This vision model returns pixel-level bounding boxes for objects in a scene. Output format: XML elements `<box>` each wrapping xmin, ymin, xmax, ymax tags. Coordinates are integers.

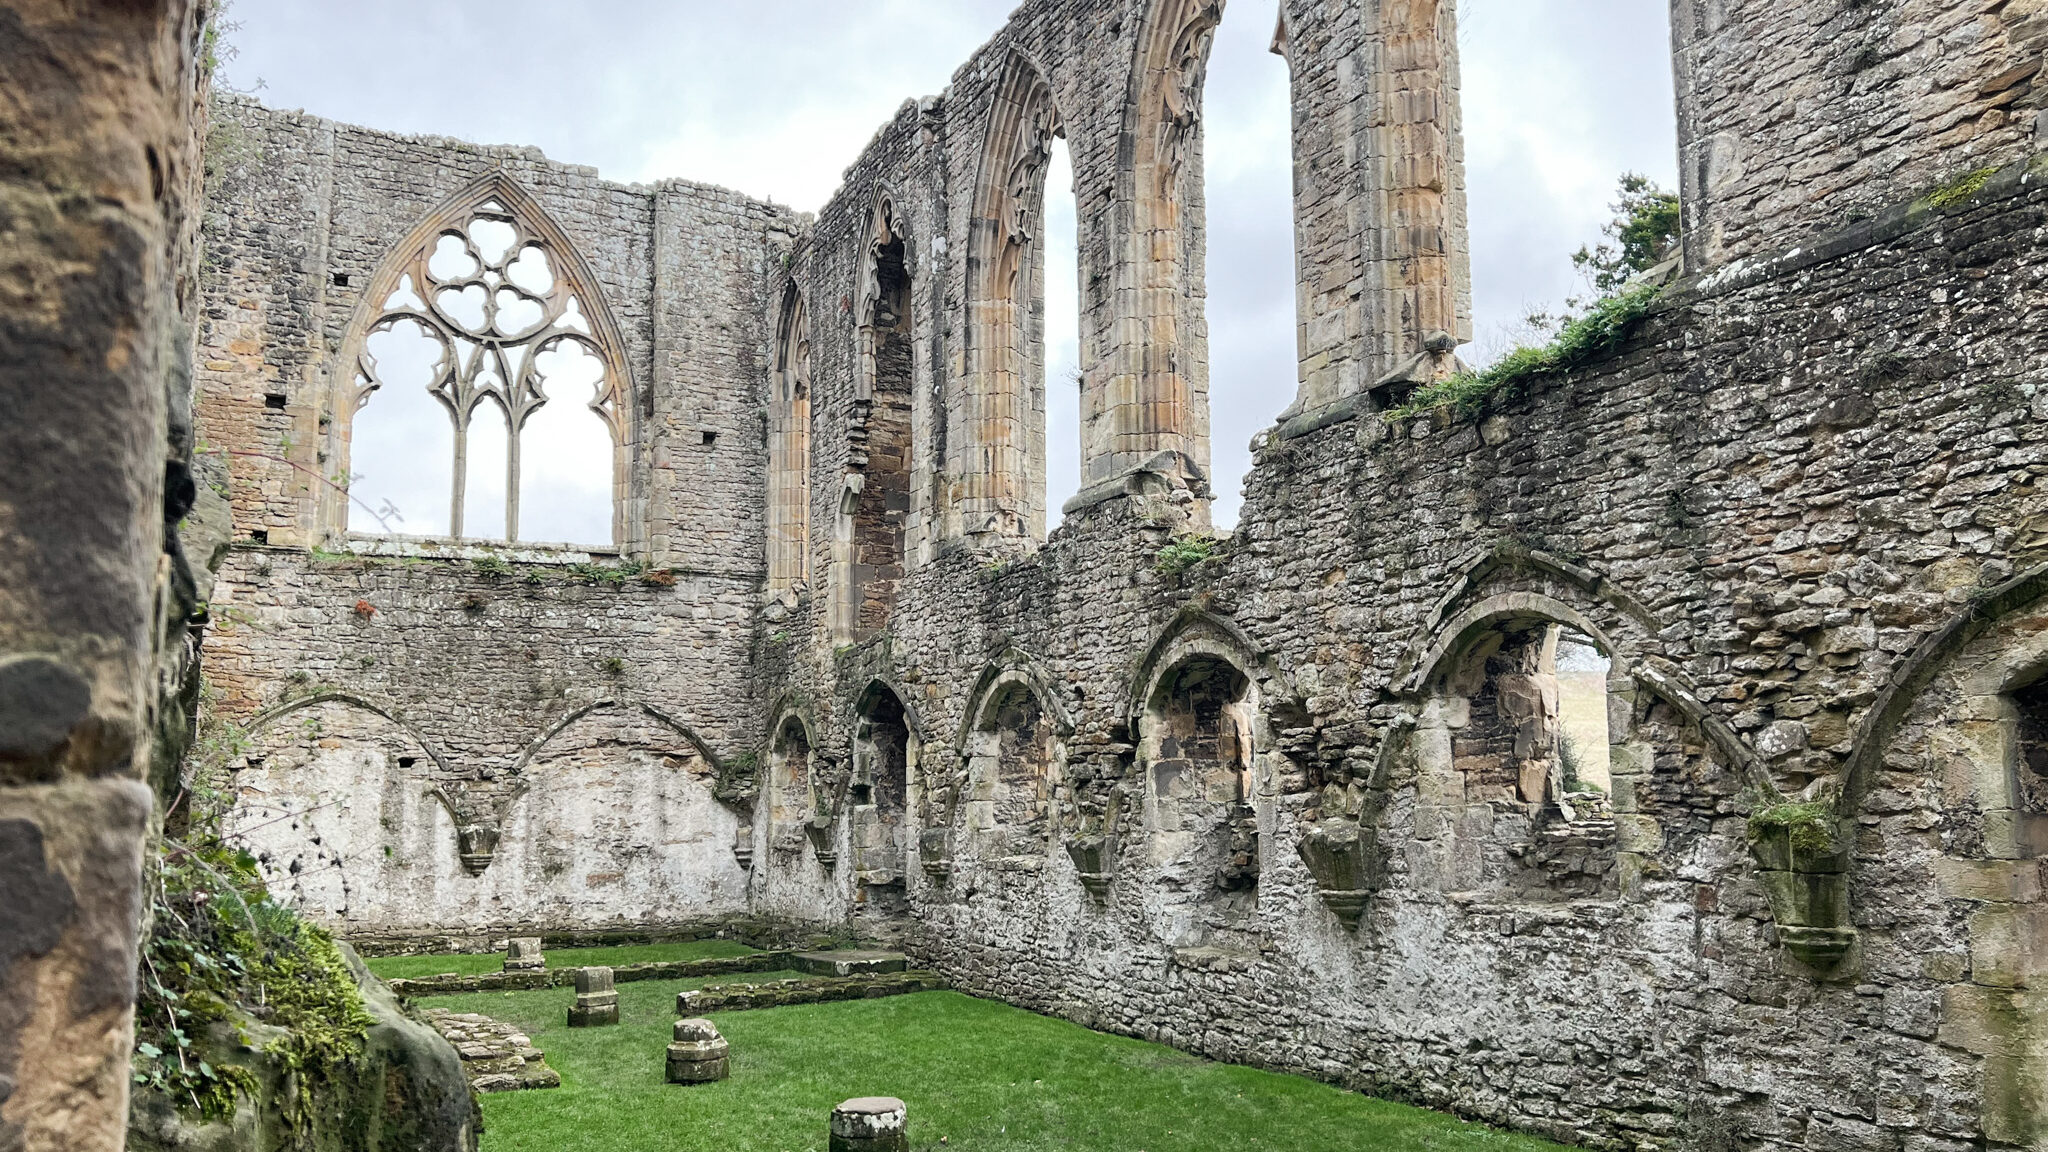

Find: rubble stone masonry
<box><xmin>174</xmin><ymin>1</ymin><xmax>2048</xmax><ymax>1149</ymax></box>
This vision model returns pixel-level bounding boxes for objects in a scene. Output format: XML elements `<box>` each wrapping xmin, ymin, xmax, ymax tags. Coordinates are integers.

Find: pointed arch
<box><xmin>510</xmin><ymin>698</ymin><xmax>727</xmax><ymax>775</ymax></box>
<box><xmin>956</xmin><ymin>649</ymin><xmax>1075</xmax><ymax>759</ymax></box>
<box><xmin>328</xmin><ymin>172</ymin><xmax>639</xmax><ymax>549</ymax></box>
<box><xmin>1125</xmin><ymin>606</ymin><xmax>1296</xmax><ymax>736</ymax></box>
<box><xmin>244</xmin><ymin>690</ymin><xmax>450</xmax><ymax>775</ymax></box>
<box><xmin>1391</xmin><ymin>543</ymin><xmax>1772</xmax><ymax>798</ymax></box>
<box><xmin>957</xmin><ymin>51</ymin><xmax>1066</xmax><ymax>546</ymax></box>
<box><xmin>833</xmin><ymin>188</ymin><xmax>917</xmax><ymax>643</ymax></box>
<box><xmin>1842</xmin><ymin>562</ymin><xmax>2048</xmax><ymax>817</ymax></box>
<box><xmin>951</xmin><ymin>651</ymin><xmax>1075</xmax><ymax>863</ymax></box>
<box><xmin>768</xmin><ymin>279</ymin><xmax>813</xmax><ymax>598</ymax></box>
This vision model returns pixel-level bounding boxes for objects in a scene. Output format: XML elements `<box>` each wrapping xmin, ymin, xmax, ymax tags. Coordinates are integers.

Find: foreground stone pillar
<box><xmin>503</xmin><ymin>938</ymin><xmax>545</xmax><ymax>971</ymax></box>
<box><xmin>665</xmin><ymin>1019</ymin><xmax>729</xmax><ymax>1084</ymax></box>
<box><xmin>0</xmin><ymin>1</ymin><xmax>206</xmax><ymax>1149</ymax></box>
<box><xmin>567</xmin><ymin>967</ymin><xmax>619</xmax><ymax>1027</ymax></box>
<box><xmin>830</xmin><ymin>1097</ymin><xmax>908</xmax><ymax>1152</ymax></box>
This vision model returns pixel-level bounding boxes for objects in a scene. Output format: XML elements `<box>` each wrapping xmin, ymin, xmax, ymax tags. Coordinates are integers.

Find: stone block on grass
<box><xmin>666</xmin><ymin>1018</ymin><xmax>730</xmax><ymax>1084</ymax></box>
<box><xmin>504</xmin><ymin>937</ymin><xmax>545</xmax><ymax>971</ymax></box>
<box><xmin>568</xmin><ymin>966</ymin><xmax>620</xmax><ymax>1027</ymax></box>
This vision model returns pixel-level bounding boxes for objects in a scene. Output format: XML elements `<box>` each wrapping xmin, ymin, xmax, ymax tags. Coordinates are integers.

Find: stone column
<box><xmin>0</xmin><ymin>1</ymin><xmax>206</xmax><ymax>1149</ymax></box>
<box><xmin>1278</xmin><ymin>0</ymin><xmax>1471</xmax><ymax>416</ymax></box>
<box><xmin>567</xmin><ymin>967</ymin><xmax>619</xmax><ymax>1027</ymax></box>
<box><xmin>830</xmin><ymin>1097</ymin><xmax>908</xmax><ymax>1152</ymax></box>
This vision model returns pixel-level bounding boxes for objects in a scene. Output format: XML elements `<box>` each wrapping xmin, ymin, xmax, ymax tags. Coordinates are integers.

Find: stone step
<box><xmin>790</xmin><ymin>950</ymin><xmax>908</xmax><ymax>977</ymax></box>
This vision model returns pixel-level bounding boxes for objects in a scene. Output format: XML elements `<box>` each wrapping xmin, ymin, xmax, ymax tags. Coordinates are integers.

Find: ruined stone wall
<box><xmin>751</xmin><ymin>158</ymin><xmax>2048</xmax><ymax>1150</ymax></box>
<box><xmin>1673</xmin><ymin>0</ymin><xmax>2048</xmax><ymax>269</ymax></box>
<box><xmin>177</xmin><ymin>0</ymin><xmax>2048</xmax><ymax>1148</ymax></box>
<box><xmin>194</xmin><ymin>104</ymin><xmax>792</xmax><ymax>940</ymax></box>
<box><xmin>202</xmin><ymin>547</ymin><xmax>758</xmax><ymax>940</ymax></box>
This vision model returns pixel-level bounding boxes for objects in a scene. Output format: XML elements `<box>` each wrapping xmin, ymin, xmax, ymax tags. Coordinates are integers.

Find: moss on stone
<box><xmin>1155</xmin><ymin>535</ymin><xmax>1219</xmax><ymax>577</ymax></box>
<box><xmin>1385</xmin><ymin>283</ymin><xmax>1664</xmax><ymax>421</ymax></box>
<box><xmin>1928</xmin><ymin>165</ymin><xmax>2000</xmax><ymax>210</ymax></box>
<box><xmin>1746</xmin><ymin>800</ymin><xmax>1837</xmax><ymax>857</ymax></box>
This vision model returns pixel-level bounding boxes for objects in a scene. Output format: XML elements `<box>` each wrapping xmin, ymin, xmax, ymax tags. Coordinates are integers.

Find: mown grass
<box><xmin>365</xmin><ymin>939</ymin><xmax>759</xmax><ymax>981</ymax></box>
<box><xmin>431</xmin><ymin>981</ymin><xmax>1571</xmax><ymax>1152</ymax></box>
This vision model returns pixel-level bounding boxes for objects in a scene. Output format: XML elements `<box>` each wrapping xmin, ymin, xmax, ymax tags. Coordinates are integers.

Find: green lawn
<box><xmin>428</xmin><ymin>979</ymin><xmax>1571</xmax><ymax>1152</ymax></box>
<box><xmin>365</xmin><ymin>939</ymin><xmax>760</xmax><ymax>981</ymax></box>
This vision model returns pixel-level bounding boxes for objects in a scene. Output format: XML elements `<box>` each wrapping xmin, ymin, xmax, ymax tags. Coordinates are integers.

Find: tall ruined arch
<box><xmin>1086</xmin><ymin>0</ymin><xmax>1224</xmax><ymax>498</ymax></box>
<box><xmin>329</xmin><ymin>173</ymin><xmax>637</xmax><ymax>549</ymax></box>
<box><xmin>832</xmin><ymin>192</ymin><xmax>916</xmax><ymax>642</ymax></box>
<box><xmin>958</xmin><ymin>52</ymin><xmax>1067</xmax><ymax>546</ymax></box>
<box><xmin>768</xmin><ymin>280</ymin><xmax>812</xmax><ymax>598</ymax></box>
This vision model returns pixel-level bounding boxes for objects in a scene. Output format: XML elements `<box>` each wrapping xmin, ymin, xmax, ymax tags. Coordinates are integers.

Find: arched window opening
<box><xmin>769</xmin><ymin>717</ymin><xmax>813</xmax><ymax>827</ymax></box>
<box><xmin>1145</xmin><ymin>655</ymin><xmax>1258</xmax><ymax>892</ymax></box>
<box><xmin>1428</xmin><ymin>616</ymin><xmax>1621</xmax><ymax>897</ymax></box>
<box><xmin>851</xmin><ymin>688</ymin><xmax>913</xmax><ymax>892</ymax></box>
<box><xmin>349</xmin><ymin>319</ymin><xmax>454</xmax><ymax>537</ymax></box>
<box><xmin>518</xmin><ymin>340</ymin><xmax>615</xmax><ymax>546</ymax></box>
<box><xmin>1557</xmin><ymin>632</ymin><xmax>1613</xmax><ymax>800</ymax></box>
<box><xmin>965</xmin><ymin>683</ymin><xmax>1059</xmax><ymax>860</ymax></box>
<box><xmin>962</xmin><ymin>55</ymin><xmax>1075</xmax><ymax>545</ymax></box>
<box><xmin>1044</xmin><ymin>139</ymin><xmax>1083</xmax><ymax>527</ymax></box>
<box><xmin>463</xmin><ymin>397</ymin><xmax>510</xmax><ymax>541</ymax></box>
<box><xmin>344</xmin><ymin>191</ymin><xmax>627</xmax><ymax>548</ymax></box>
<box><xmin>1202</xmin><ymin>2</ymin><xmax>1299</xmax><ymax>528</ymax></box>
<box><xmin>2010</xmin><ymin>679</ymin><xmax>2048</xmax><ymax>825</ymax></box>
<box><xmin>768</xmin><ymin>284</ymin><xmax>812</xmax><ymax>597</ymax></box>
<box><xmin>847</xmin><ymin>200</ymin><xmax>914</xmax><ymax>639</ymax></box>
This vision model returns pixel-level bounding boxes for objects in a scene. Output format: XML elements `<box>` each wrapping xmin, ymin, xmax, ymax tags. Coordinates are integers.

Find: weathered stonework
<box><xmin>162</xmin><ymin>1</ymin><xmax>2048</xmax><ymax>1150</ymax></box>
<box><xmin>664</xmin><ymin>1018</ymin><xmax>730</xmax><ymax>1085</ymax></box>
<box><xmin>421</xmin><ymin>1010</ymin><xmax>560</xmax><ymax>1094</ymax></box>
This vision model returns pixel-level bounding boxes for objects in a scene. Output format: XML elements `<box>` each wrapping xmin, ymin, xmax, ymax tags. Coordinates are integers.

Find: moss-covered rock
<box><xmin>128</xmin><ymin>944</ymin><xmax>476</xmax><ymax>1152</ymax></box>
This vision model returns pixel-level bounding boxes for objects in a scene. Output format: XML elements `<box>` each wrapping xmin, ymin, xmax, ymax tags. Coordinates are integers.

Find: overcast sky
<box><xmin>222</xmin><ymin>0</ymin><xmax>1676</xmax><ymax>538</ymax></box>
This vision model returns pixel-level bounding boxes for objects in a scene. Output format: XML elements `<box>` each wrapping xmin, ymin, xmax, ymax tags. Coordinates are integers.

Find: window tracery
<box><xmin>346</xmin><ymin>191</ymin><xmax>628</xmax><ymax>545</ymax></box>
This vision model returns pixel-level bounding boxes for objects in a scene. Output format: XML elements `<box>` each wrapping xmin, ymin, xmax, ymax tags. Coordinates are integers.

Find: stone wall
<box><xmin>0</xmin><ymin>1</ymin><xmax>210</xmax><ymax>1148</ymax></box>
<box><xmin>1673</xmin><ymin>0</ymin><xmax>2048</xmax><ymax>269</ymax></box>
<box><xmin>757</xmin><ymin>154</ymin><xmax>2048</xmax><ymax>1149</ymax></box>
<box><xmin>193</xmin><ymin>104</ymin><xmax>790</xmax><ymax>940</ymax></box>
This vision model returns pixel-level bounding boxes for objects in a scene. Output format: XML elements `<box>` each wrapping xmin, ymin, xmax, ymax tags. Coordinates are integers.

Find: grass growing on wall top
<box><xmin>1385</xmin><ymin>283</ymin><xmax>1664</xmax><ymax>421</ymax></box>
<box><xmin>365</xmin><ymin>939</ymin><xmax>759</xmax><ymax>982</ymax></box>
<box><xmin>436</xmin><ymin>980</ymin><xmax>1572</xmax><ymax>1152</ymax></box>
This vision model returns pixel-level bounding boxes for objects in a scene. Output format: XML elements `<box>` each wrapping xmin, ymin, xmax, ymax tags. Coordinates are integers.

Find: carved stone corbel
<box><xmin>806</xmin><ymin>807</ymin><xmax>838</xmax><ymax>870</ymax></box>
<box><xmin>920</xmin><ymin>825</ymin><xmax>954</xmax><ymax>885</ymax></box>
<box><xmin>1750</xmin><ymin>821</ymin><xmax>1858</xmax><ymax>972</ymax></box>
<box><xmin>1297</xmin><ymin>819</ymin><xmax>1377</xmax><ymax>931</ymax></box>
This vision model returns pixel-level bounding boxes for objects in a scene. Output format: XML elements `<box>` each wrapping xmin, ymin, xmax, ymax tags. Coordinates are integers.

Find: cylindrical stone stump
<box><xmin>830</xmin><ymin>1097</ymin><xmax>907</xmax><ymax>1152</ymax></box>
<box><xmin>665</xmin><ymin>1018</ymin><xmax>730</xmax><ymax>1084</ymax></box>
<box><xmin>568</xmin><ymin>966</ymin><xmax>620</xmax><ymax>1027</ymax></box>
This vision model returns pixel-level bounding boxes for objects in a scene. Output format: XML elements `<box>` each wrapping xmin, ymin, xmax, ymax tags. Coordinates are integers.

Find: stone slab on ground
<box><xmin>421</xmin><ymin>1009</ymin><xmax>561</xmax><ymax>1093</ymax></box>
<box><xmin>677</xmin><ymin>972</ymin><xmax>945</xmax><ymax>1014</ymax></box>
<box><xmin>791</xmin><ymin>950</ymin><xmax>908</xmax><ymax>977</ymax></box>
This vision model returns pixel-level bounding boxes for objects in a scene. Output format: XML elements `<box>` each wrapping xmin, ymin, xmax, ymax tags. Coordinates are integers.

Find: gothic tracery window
<box><xmin>346</xmin><ymin>190</ymin><xmax>627</xmax><ymax>547</ymax></box>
